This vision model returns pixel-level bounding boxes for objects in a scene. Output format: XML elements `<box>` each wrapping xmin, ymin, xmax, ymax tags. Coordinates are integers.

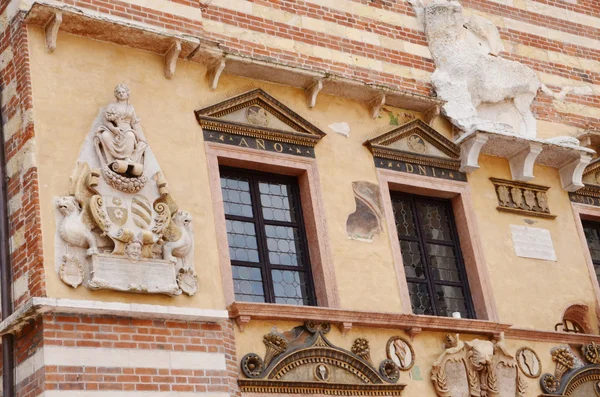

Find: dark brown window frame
<box><xmin>581</xmin><ymin>220</ymin><xmax>600</xmax><ymax>287</ymax></box>
<box><xmin>219</xmin><ymin>165</ymin><xmax>317</xmax><ymax>306</ymax></box>
<box><xmin>390</xmin><ymin>191</ymin><xmax>476</xmax><ymax>318</ymax></box>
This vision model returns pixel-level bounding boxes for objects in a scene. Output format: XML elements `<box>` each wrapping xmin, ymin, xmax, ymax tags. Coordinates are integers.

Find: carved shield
<box><xmin>59</xmin><ymin>254</ymin><xmax>84</xmax><ymax>288</ymax></box>
<box><xmin>132</xmin><ymin>195</ymin><xmax>153</xmax><ymax>230</ymax></box>
<box><xmin>106</xmin><ymin>196</ymin><xmax>128</xmax><ymax>226</ymax></box>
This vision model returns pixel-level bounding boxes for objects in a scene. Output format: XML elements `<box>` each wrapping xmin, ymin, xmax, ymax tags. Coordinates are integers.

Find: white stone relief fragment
<box><xmin>510</xmin><ymin>225</ymin><xmax>557</xmax><ymax>261</ymax></box>
<box><xmin>328</xmin><ymin>122</ymin><xmax>350</xmax><ymax>137</ymax></box>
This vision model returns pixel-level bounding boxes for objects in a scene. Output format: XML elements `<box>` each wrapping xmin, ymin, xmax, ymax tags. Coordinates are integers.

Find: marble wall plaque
<box><xmin>87</xmin><ymin>254</ymin><xmax>180</xmax><ymax>296</ymax></box>
<box><xmin>510</xmin><ymin>225</ymin><xmax>557</xmax><ymax>261</ymax></box>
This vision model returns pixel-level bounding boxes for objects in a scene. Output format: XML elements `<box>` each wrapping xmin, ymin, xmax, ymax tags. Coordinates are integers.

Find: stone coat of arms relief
<box><xmin>431</xmin><ymin>334</ymin><xmax>527</xmax><ymax>397</ymax></box>
<box><xmin>54</xmin><ymin>85</ymin><xmax>198</xmax><ymax>296</ymax></box>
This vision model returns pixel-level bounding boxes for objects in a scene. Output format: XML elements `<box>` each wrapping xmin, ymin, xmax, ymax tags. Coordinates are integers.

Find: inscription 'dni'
<box><xmin>374</xmin><ymin>158</ymin><xmax>467</xmax><ymax>182</ymax></box>
<box><xmin>204</xmin><ymin>130</ymin><xmax>315</xmax><ymax>158</ymax></box>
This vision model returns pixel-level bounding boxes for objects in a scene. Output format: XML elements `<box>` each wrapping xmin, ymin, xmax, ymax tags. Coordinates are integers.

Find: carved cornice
<box><xmin>228</xmin><ymin>302</ymin><xmax>600</xmax><ymax>345</ymax></box>
<box><xmin>364</xmin><ymin>119</ymin><xmax>461</xmax><ymax>171</ymax></box>
<box><xmin>196</xmin><ymin>89</ymin><xmax>325</xmax><ymax>147</ymax></box>
<box><xmin>238</xmin><ymin>380</ymin><xmax>406</xmax><ymax>395</ymax></box>
<box><xmin>490</xmin><ymin>178</ymin><xmax>555</xmax><ymax>219</ymax></box>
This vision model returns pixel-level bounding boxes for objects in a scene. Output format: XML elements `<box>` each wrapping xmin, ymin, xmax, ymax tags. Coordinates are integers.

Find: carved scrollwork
<box><xmin>241</xmin><ymin>353</ymin><xmax>264</xmax><ymax>378</ymax></box>
<box><xmin>584</xmin><ymin>342</ymin><xmax>600</xmax><ymax>365</ymax></box>
<box><xmin>379</xmin><ymin>359</ymin><xmax>400</xmax><ymax>383</ymax></box>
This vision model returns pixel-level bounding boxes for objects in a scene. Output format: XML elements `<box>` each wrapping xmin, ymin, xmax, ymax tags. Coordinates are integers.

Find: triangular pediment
<box><xmin>195</xmin><ymin>89</ymin><xmax>325</xmax><ymax>147</ymax></box>
<box><xmin>364</xmin><ymin>119</ymin><xmax>461</xmax><ymax>171</ymax></box>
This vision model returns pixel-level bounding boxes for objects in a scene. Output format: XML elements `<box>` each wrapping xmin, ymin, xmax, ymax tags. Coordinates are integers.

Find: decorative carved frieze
<box><xmin>238</xmin><ymin>321</ymin><xmax>406</xmax><ymax>395</ymax></box>
<box><xmin>54</xmin><ymin>86</ymin><xmax>197</xmax><ymax>296</ymax></box>
<box><xmin>196</xmin><ymin>89</ymin><xmax>326</xmax><ymax>148</ymax></box>
<box><xmin>490</xmin><ymin>178</ymin><xmax>555</xmax><ymax>219</ymax></box>
<box><xmin>539</xmin><ymin>343</ymin><xmax>600</xmax><ymax>396</ymax></box>
<box><xmin>431</xmin><ymin>333</ymin><xmax>526</xmax><ymax>397</ymax></box>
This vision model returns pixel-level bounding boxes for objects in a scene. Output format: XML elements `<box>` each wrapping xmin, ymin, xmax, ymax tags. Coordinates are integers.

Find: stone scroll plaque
<box><xmin>87</xmin><ymin>254</ymin><xmax>180</xmax><ymax>296</ymax></box>
<box><xmin>510</xmin><ymin>225</ymin><xmax>557</xmax><ymax>261</ymax></box>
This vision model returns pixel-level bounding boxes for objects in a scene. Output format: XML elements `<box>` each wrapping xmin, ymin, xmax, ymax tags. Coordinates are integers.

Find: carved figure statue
<box><xmin>163</xmin><ymin>210</ymin><xmax>194</xmax><ymax>265</ymax></box>
<box><xmin>56</xmin><ymin>196</ymin><xmax>98</xmax><ymax>256</ymax></box>
<box><xmin>96</xmin><ymin>84</ymin><xmax>147</xmax><ymax>174</ymax></box>
<box><xmin>94</xmin><ymin>85</ymin><xmax>149</xmax><ymax>193</ymax></box>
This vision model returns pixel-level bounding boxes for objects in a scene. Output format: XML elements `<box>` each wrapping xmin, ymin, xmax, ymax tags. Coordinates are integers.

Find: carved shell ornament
<box><xmin>54</xmin><ymin>87</ymin><xmax>198</xmax><ymax>297</ymax></box>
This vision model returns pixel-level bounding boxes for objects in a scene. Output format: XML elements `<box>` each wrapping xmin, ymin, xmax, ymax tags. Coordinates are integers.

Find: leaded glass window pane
<box><xmin>220</xmin><ymin>166</ymin><xmax>315</xmax><ymax>305</ymax></box>
<box><xmin>582</xmin><ymin>221</ymin><xmax>600</xmax><ymax>285</ymax></box>
<box><xmin>392</xmin><ymin>193</ymin><xmax>474</xmax><ymax>318</ymax></box>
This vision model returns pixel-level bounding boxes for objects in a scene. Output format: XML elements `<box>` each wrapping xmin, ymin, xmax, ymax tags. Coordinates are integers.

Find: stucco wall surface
<box><xmin>26</xmin><ymin>25</ymin><xmax>600</xmax><ymax>332</ymax></box>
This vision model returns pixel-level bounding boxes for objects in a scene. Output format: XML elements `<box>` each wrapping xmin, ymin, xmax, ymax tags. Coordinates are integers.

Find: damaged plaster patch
<box><xmin>346</xmin><ymin>181</ymin><xmax>383</xmax><ymax>242</ymax></box>
<box><xmin>328</xmin><ymin>122</ymin><xmax>350</xmax><ymax>137</ymax></box>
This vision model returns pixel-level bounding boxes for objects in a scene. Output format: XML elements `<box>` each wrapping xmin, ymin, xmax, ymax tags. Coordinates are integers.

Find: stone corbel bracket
<box><xmin>305</xmin><ymin>79</ymin><xmax>323</xmax><ymax>109</ymax></box>
<box><xmin>508</xmin><ymin>143</ymin><xmax>543</xmax><ymax>182</ymax></box>
<box><xmin>368</xmin><ymin>92</ymin><xmax>386</xmax><ymax>119</ymax></box>
<box><xmin>458</xmin><ymin>133</ymin><xmax>488</xmax><ymax>173</ymax></box>
<box><xmin>164</xmin><ymin>40</ymin><xmax>181</xmax><ymax>79</ymax></box>
<box><xmin>206</xmin><ymin>58</ymin><xmax>226</xmax><ymax>91</ymax></box>
<box><xmin>44</xmin><ymin>10</ymin><xmax>62</xmax><ymax>53</ymax></box>
<box><xmin>456</xmin><ymin>130</ymin><xmax>596</xmax><ymax>191</ymax></box>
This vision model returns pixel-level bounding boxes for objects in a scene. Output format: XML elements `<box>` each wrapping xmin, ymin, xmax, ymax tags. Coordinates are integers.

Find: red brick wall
<box><xmin>40</xmin><ymin>314</ymin><xmax>240</xmax><ymax>395</ymax></box>
<box><xmin>0</xmin><ymin>9</ymin><xmax>45</xmax><ymax>312</ymax></box>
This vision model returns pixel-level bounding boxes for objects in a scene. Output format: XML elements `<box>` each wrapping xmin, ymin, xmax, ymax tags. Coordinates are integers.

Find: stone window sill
<box><xmin>228</xmin><ymin>302</ymin><xmax>600</xmax><ymax>344</ymax></box>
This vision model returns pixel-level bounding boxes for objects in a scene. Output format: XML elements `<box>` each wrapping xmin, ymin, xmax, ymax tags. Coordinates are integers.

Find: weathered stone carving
<box><xmin>538</xmin><ymin>344</ymin><xmax>600</xmax><ymax>396</ymax></box>
<box><xmin>386</xmin><ymin>336</ymin><xmax>415</xmax><ymax>371</ymax></box>
<box><xmin>412</xmin><ymin>0</ymin><xmax>541</xmax><ymax>137</ymax></box>
<box><xmin>431</xmin><ymin>333</ymin><xmax>525</xmax><ymax>397</ymax></box>
<box><xmin>54</xmin><ymin>86</ymin><xmax>197</xmax><ymax>296</ymax></box>
<box><xmin>94</xmin><ymin>84</ymin><xmax>148</xmax><ymax>193</ymax></box>
<box><xmin>346</xmin><ymin>182</ymin><xmax>383</xmax><ymax>242</ymax></box>
<box><xmin>515</xmin><ymin>347</ymin><xmax>541</xmax><ymax>379</ymax></box>
<box><xmin>238</xmin><ymin>322</ymin><xmax>406</xmax><ymax>395</ymax></box>
<box><xmin>491</xmin><ymin>178</ymin><xmax>555</xmax><ymax>219</ymax></box>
